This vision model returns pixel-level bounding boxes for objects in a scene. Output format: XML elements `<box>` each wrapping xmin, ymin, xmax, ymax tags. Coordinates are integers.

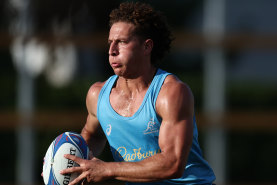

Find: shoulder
<box><xmin>156</xmin><ymin>75</ymin><xmax>194</xmax><ymax>118</ymax></box>
<box><xmin>160</xmin><ymin>75</ymin><xmax>193</xmax><ymax>100</ymax></box>
<box><xmin>86</xmin><ymin>81</ymin><xmax>106</xmax><ymax>116</ymax></box>
<box><xmin>87</xmin><ymin>81</ymin><xmax>106</xmax><ymax>101</ymax></box>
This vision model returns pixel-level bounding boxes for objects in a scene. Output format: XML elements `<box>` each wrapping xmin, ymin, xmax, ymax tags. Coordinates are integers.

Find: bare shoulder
<box><xmin>86</xmin><ymin>81</ymin><xmax>106</xmax><ymax>116</ymax></box>
<box><xmin>87</xmin><ymin>81</ymin><xmax>106</xmax><ymax>99</ymax></box>
<box><xmin>156</xmin><ymin>75</ymin><xmax>194</xmax><ymax>118</ymax></box>
<box><xmin>160</xmin><ymin>75</ymin><xmax>193</xmax><ymax>99</ymax></box>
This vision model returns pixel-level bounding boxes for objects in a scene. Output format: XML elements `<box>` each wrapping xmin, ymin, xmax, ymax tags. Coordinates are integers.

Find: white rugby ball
<box><xmin>43</xmin><ymin>132</ymin><xmax>89</xmax><ymax>185</ymax></box>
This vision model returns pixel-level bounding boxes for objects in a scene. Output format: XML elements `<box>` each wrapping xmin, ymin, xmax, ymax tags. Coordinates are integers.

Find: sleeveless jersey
<box><xmin>97</xmin><ymin>69</ymin><xmax>216</xmax><ymax>185</ymax></box>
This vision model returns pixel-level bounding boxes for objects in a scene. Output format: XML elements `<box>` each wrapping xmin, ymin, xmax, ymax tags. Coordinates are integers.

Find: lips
<box><xmin>111</xmin><ymin>62</ymin><xmax>122</xmax><ymax>68</ymax></box>
<box><xmin>109</xmin><ymin>58</ymin><xmax>122</xmax><ymax>67</ymax></box>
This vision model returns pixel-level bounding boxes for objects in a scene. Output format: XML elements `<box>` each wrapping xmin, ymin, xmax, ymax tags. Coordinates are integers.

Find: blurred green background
<box><xmin>1</xmin><ymin>0</ymin><xmax>277</xmax><ymax>185</ymax></box>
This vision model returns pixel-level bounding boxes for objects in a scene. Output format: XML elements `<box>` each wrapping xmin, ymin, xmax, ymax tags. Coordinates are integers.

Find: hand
<box><xmin>60</xmin><ymin>154</ymin><xmax>110</xmax><ymax>185</ymax></box>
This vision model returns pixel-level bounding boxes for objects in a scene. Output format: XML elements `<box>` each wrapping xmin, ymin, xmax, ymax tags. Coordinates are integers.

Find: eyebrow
<box><xmin>108</xmin><ymin>36</ymin><xmax>132</xmax><ymax>44</ymax></box>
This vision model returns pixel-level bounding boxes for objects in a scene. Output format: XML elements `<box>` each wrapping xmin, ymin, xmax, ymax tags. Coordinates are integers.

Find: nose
<box><xmin>109</xmin><ymin>41</ymin><xmax>119</xmax><ymax>56</ymax></box>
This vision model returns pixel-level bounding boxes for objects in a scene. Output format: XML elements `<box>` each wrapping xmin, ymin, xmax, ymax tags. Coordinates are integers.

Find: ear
<box><xmin>144</xmin><ymin>39</ymin><xmax>153</xmax><ymax>55</ymax></box>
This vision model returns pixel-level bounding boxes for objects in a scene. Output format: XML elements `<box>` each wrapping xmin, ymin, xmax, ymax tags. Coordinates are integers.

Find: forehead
<box><xmin>109</xmin><ymin>22</ymin><xmax>136</xmax><ymax>39</ymax></box>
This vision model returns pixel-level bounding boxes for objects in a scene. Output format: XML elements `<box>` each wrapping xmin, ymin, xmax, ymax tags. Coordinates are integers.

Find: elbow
<box><xmin>170</xmin><ymin>165</ymin><xmax>185</xmax><ymax>179</ymax></box>
<box><xmin>164</xmin><ymin>161</ymin><xmax>185</xmax><ymax>179</ymax></box>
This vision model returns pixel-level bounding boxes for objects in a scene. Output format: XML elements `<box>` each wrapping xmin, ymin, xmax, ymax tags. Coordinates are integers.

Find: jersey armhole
<box><xmin>153</xmin><ymin>73</ymin><xmax>171</xmax><ymax>112</ymax></box>
<box><xmin>96</xmin><ymin>76</ymin><xmax>116</xmax><ymax>119</ymax></box>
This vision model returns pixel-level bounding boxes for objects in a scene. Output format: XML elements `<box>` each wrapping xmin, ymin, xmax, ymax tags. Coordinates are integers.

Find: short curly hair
<box><xmin>109</xmin><ymin>2</ymin><xmax>173</xmax><ymax>66</ymax></box>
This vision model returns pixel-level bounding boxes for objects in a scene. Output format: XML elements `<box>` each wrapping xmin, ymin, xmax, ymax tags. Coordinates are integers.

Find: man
<box><xmin>60</xmin><ymin>2</ymin><xmax>216</xmax><ymax>185</ymax></box>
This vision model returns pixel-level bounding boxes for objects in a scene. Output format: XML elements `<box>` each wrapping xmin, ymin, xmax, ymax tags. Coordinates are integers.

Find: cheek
<box><xmin>118</xmin><ymin>49</ymin><xmax>134</xmax><ymax>61</ymax></box>
<box><xmin>122</xmin><ymin>45</ymin><xmax>141</xmax><ymax>56</ymax></box>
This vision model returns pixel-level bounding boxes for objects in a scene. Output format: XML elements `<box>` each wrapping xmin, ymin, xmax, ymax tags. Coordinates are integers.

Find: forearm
<box><xmin>105</xmin><ymin>152</ymin><xmax>184</xmax><ymax>182</ymax></box>
<box><xmin>116</xmin><ymin>177</ymin><xmax>160</xmax><ymax>183</ymax></box>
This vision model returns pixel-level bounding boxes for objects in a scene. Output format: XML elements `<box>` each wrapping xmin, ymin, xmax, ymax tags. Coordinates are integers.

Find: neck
<box><xmin>117</xmin><ymin>66</ymin><xmax>157</xmax><ymax>93</ymax></box>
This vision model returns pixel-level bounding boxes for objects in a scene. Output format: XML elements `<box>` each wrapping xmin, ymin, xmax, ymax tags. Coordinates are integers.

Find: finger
<box><xmin>64</xmin><ymin>154</ymin><xmax>83</xmax><ymax>164</ymax></box>
<box><xmin>69</xmin><ymin>173</ymin><xmax>87</xmax><ymax>185</ymax></box>
<box><xmin>60</xmin><ymin>166</ymin><xmax>83</xmax><ymax>175</ymax></box>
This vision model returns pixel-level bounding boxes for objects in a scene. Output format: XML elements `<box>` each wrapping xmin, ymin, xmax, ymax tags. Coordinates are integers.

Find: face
<box><xmin>108</xmin><ymin>22</ymin><xmax>146</xmax><ymax>77</ymax></box>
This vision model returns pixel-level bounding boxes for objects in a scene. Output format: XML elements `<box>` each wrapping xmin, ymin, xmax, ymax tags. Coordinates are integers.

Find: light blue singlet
<box><xmin>97</xmin><ymin>69</ymin><xmax>216</xmax><ymax>185</ymax></box>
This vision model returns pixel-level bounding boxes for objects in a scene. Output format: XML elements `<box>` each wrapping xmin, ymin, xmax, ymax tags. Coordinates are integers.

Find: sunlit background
<box><xmin>1</xmin><ymin>0</ymin><xmax>277</xmax><ymax>185</ymax></box>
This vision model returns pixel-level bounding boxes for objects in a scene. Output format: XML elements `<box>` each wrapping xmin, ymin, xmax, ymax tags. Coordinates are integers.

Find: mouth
<box><xmin>111</xmin><ymin>62</ymin><xmax>122</xmax><ymax>68</ymax></box>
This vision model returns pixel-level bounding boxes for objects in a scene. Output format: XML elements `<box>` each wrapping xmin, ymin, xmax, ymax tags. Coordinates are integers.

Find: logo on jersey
<box><xmin>114</xmin><ymin>146</ymin><xmax>161</xmax><ymax>162</ymax></box>
<box><xmin>144</xmin><ymin>118</ymin><xmax>159</xmax><ymax>134</ymax></box>
<box><xmin>106</xmin><ymin>124</ymin><xmax>112</xmax><ymax>136</ymax></box>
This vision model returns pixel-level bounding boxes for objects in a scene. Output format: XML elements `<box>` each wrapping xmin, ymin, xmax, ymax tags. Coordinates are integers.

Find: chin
<box><xmin>112</xmin><ymin>68</ymin><xmax>124</xmax><ymax>76</ymax></box>
<box><xmin>112</xmin><ymin>67</ymin><xmax>136</xmax><ymax>78</ymax></box>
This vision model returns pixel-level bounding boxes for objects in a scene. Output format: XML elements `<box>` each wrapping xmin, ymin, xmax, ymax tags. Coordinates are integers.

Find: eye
<box><xmin>108</xmin><ymin>40</ymin><xmax>112</xmax><ymax>46</ymax></box>
<box><xmin>119</xmin><ymin>40</ymin><xmax>128</xmax><ymax>44</ymax></box>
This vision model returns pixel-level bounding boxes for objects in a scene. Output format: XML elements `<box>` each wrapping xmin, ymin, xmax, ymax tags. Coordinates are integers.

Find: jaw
<box><xmin>112</xmin><ymin>67</ymin><xmax>139</xmax><ymax>79</ymax></box>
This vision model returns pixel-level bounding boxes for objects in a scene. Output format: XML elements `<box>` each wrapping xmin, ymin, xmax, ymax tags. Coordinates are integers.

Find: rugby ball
<box><xmin>42</xmin><ymin>132</ymin><xmax>89</xmax><ymax>185</ymax></box>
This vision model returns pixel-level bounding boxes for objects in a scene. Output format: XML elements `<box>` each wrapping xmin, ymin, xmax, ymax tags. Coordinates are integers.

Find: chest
<box><xmin>109</xmin><ymin>89</ymin><xmax>147</xmax><ymax>117</ymax></box>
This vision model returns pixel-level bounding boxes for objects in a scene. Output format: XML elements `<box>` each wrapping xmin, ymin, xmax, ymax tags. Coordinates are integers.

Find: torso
<box><xmin>96</xmin><ymin>68</ymin><xmax>172</xmax><ymax>163</ymax></box>
<box><xmin>94</xmin><ymin>69</ymin><xmax>216</xmax><ymax>184</ymax></box>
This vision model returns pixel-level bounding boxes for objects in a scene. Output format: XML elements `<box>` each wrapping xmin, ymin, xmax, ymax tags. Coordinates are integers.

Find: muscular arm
<box><xmin>106</xmin><ymin>75</ymin><xmax>194</xmax><ymax>182</ymax></box>
<box><xmin>81</xmin><ymin>82</ymin><xmax>107</xmax><ymax>157</ymax></box>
